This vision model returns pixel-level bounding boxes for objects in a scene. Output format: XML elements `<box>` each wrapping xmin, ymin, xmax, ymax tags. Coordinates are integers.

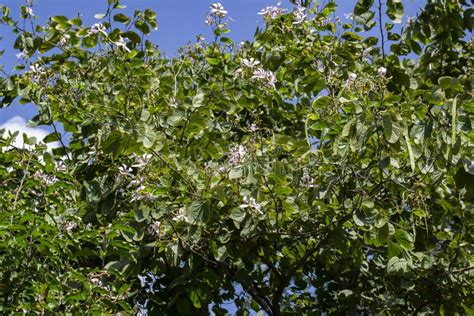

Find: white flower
<box><xmin>210</xmin><ymin>3</ymin><xmax>228</xmax><ymax>18</ymax></box>
<box><xmin>114</xmin><ymin>36</ymin><xmax>130</xmax><ymax>52</ymax></box>
<box><xmin>293</xmin><ymin>6</ymin><xmax>306</xmax><ymax>24</ymax></box>
<box><xmin>258</xmin><ymin>3</ymin><xmax>286</xmax><ymax>20</ymax></box>
<box><xmin>25</xmin><ymin>7</ymin><xmax>34</xmax><ymax>17</ymax></box>
<box><xmin>242</xmin><ymin>57</ymin><xmax>260</xmax><ymax>68</ymax></box>
<box><xmin>173</xmin><ymin>207</ymin><xmax>190</xmax><ymax>223</ymax></box>
<box><xmin>378</xmin><ymin>66</ymin><xmax>387</xmax><ymax>77</ymax></box>
<box><xmin>16</xmin><ymin>50</ymin><xmax>27</xmax><ymax>59</ymax></box>
<box><xmin>136</xmin><ymin>299</ymin><xmax>149</xmax><ymax>316</ymax></box>
<box><xmin>148</xmin><ymin>221</ymin><xmax>161</xmax><ymax>236</ymax></box>
<box><xmin>59</xmin><ymin>35</ymin><xmax>68</xmax><ymax>46</ymax></box>
<box><xmin>137</xmin><ymin>272</ymin><xmax>159</xmax><ymax>294</ymax></box>
<box><xmin>54</xmin><ymin>160</ymin><xmax>67</xmax><ymax>172</ymax></box>
<box><xmin>348</xmin><ymin>73</ymin><xmax>357</xmax><ymax>81</ymax></box>
<box><xmin>132</xmin><ymin>153</ymin><xmax>152</xmax><ymax>168</ymax></box>
<box><xmin>229</xmin><ymin>145</ymin><xmax>247</xmax><ymax>166</ymax></box>
<box><xmin>64</xmin><ymin>220</ymin><xmax>77</xmax><ymax>233</ymax></box>
<box><xmin>29</xmin><ymin>64</ymin><xmax>45</xmax><ymax>74</ymax></box>
<box><xmin>241</xmin><ymin>196</ymin><xmax>263</xmax><ymax>214</ymax></box>
<box><xmin>118</xmin><ymin>164</ymin><xmax>133</xmax><ymax>177</ymax></box>
<box><xmin>32</xmin><ymin>171</ymin><xmax>58</xmax><ymax>185</ymax></box>
<box><xmin>344</xmin><ymin>13</ymin><xmax>354</xmax><ymax>21</ymax></box>
<box><xmin>88</xmin><ymin>23</ymin><xmax>107</xmax><ymax>36</ymax></box>
<box><xmin>251</xmin><ymin>68</ymin><xmax>276</xmax><ymax>88</ymax></box>
<box><xmin>249</xmin><ymin>123</ymin><xmax>258</xmax><ymax>132</ymax></box>
<box><xmin>235</xmin><ymin>67</ymin><xmax>244</xmax><ymax>78</ymax></box>
<box><xmin>300</xmin><ymin>175</ymin><xmax>315</xmax><ymax>188</ymax></box>
<box><xmin>205</xmin><ymin>15</ymin><xmax>214</xmax><ymax>25</ymax></box>
<box><xmin>29</xmin><ymin>64</ymin><xmax>45</xmax><ymax>82</ymax></box>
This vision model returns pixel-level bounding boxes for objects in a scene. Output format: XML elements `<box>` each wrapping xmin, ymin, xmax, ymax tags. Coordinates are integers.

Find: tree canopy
<box><xmin>0</xmin><ymin>0</ymin><xmax>473</xmax><ymax>314</ymax></box>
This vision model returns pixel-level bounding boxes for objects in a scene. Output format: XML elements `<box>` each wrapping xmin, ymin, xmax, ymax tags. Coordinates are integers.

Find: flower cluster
<box><xmin>58</xmin><ymin>218</ymin><xmax>77</xmax><ymax>234</ymax></box>
<box><xmin>114</xmin><ymin>36</ymin><xmax>130</xmax><ymax>52</ymax></box>
<box><xmin>137</xmin><ymin>271</ymin><xmax>160</xmax><ymax>294</ymax></box>
<box><xmin>346</xmin><ymin>72</ymin><xmax>357</xmax><ymax>86</ymax></box>
<box><xmin>205</xmin><ymin>3</ymin><xmax>228</xmax><ymax>25</ymax></box>
<box><xmin>236</xmin><ymin>58</ymin><xmax>277</xmax><ymax>89</ymax></box>
<box><xmin>118</xmin><ymin>153</ymin><xmax>156</xmax><ymax>202</ymax></box>
<box><xmin>378</xmin><ymin>66</ymin><xmax>387</xmax><ymax>77</ymax></box>
<box><xmin>249</xmin><ymin>123</ymin><xmax>258</xmax><ymax>133</ymax></box>
<box><xmin>32</xmin><ymin>170</ymin><xmax>58</xmax><ymax>185</ymax></box>
<box><xmin>25</xmin><ymin>7</ymin><xmax>34</xmax><ymax>17</ymax></box>
<box><xmin>132</xmin><ymin>153</ymin><xmax>152</xmax><ymax>168</ymax></box>
<box><xmin>241</xmin><ymin>196</ymin><xmax>263</xmax><ymax>214</ymax></box>
<box><xmin>16</xmin><ymin>50</ymin><xmax>27</xmax><ymax>59</ymax></box>
<box><xmin>29</xmin><ymin>64</ymin><xmax>46</xmax><ymax>82</ymax></box>
<box><xmin>147</xmin><ymin>221</ymin><xmax>162</xmax><ymax>236</ymax></box>
<box><xmin>210</xmin><ymin>3</ymin><xmax>228</xmax><ymax>18</ymax></box>
<box><xmin>292</xmin><ymin>5</ymin><xmax>306</xmax><ymax>24</ymax></box>
<box><xmin>88</xmin><ymin>23</ymin><xmax>107</xmax><ymax>36</ymax></box>
<box><xmin>300</xmin><ymin>175</ymin><xmax>315</xmax><ymax>188</ymax></box>
<box><xmin>258</xmin><ymin>2</ymin><xmax>287</xmax><ymax>21</ymax></box>
<box><xmin>251</xmin><ymin>68</ymin><xmax>277</xmax><ymax>88</ymax></box>
<box><xmin>229</xmin><ymin>144</ymin><xmax>247</xmax><ymax>166</ymax></box>
<box><xmin>173</xmin><ymin>207</ymin><xmax>190</xmax><ymax>223</ymax></box>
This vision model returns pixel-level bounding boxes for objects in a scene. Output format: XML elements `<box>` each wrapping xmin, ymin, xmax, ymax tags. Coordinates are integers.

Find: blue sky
<box><xmin>0</xmin><ymin>0</ymin><xmax>425</xmax><ymax>142</ymax></box>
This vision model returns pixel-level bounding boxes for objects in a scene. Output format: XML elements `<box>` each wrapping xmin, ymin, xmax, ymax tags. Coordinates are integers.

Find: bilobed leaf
<box><xmin>187</xmin><ymin>200</ymin><xmax>210</xmax><ymax>224</ymax></box>
<box><xmin>387</xmin><ymin>256</ymin><xmax>408</xmax><ymax>274</ymax></box>
<box><xmin>394</xmin><ymin>229</ymin><xmax>414</xmax><ymax>250</ymax></box>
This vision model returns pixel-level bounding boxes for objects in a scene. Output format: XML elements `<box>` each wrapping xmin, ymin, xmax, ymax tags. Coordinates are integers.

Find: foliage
<box><xmin>0</xmin><ymin>0</ymin><xmax>473</xmax><ymax>314</ymax></box>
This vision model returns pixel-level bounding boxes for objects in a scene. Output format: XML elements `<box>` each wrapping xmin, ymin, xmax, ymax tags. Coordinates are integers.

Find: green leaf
<box><xmin>394</xmin><ymin>229</ymin><xmax>414</xmax><ymax>250</ymax></box>
<box><xmin>42</xmin><ymin>132</ymin><xmax>61</xmax><ymax>143</ymax></box>
<box><xmin>386</xmin><ymin>0</ymin><xmax>404</xmax><ymax>23</ymax></box>
<box><xmin>206</xmin><ymin>57</ymin><xmax>220</xmax><ymax>66</ymax></box>
<box><xmin>230</xmin><ymin>208</ymin><xmax>246</xmax><ymax>225</ymax></box>
<box><xmin>113</xmin><ymin>13</ymin><xmax>130</xmax><ymax>24</ymax></box>
<box><xmin>192</xmin><ymin>91</ymin><xmax>205</xmax><ymax>108</ymax></box>
<box><xmin>94</xmin><ymin>13</ymin><xmax>106</xmax><ymax>19</ymax></box>
<box><xmin>189</xmin><ymin>288</ymin><xmax>203</xmax><ymax>308</ymax></box>
<box><xmin>387</xmin><ymin>256</ymin><xmax>408</xmax><ymax>274</ymax></box>
<box><xmin>187</xmin><ymin>200</ymin><xmax>210</xmax><ymax>224</ymax></box>
<box><xmin>404</xmin><ymin>126</ymin><xmax>415</xmax><ymax>171</ymax></box>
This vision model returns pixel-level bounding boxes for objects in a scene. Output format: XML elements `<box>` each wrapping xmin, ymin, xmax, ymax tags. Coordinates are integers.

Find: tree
<box><xmin>0</xmin><ymin>0</ymin><xmax>472</xmax><ymax>314</ymax></box>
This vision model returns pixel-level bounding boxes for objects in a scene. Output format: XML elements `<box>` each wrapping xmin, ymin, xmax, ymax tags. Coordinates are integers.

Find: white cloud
<box><xmin>0</xmin><ymin>116</ymin><xmax>58</xmax><ymax>149</ymax></box>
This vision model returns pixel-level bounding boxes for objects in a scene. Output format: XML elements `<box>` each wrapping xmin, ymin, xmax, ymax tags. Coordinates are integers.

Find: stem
<box><xmin>378</xmin><ymin>0</ymin><xmax>386</xmax><ymax>60</ymax></box>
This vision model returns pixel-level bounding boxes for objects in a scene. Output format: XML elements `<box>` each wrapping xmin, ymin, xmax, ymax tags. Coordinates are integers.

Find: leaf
<box><xmin>94</xmin><ymin>13</ymin><xmax>106</xmax><ymax>19</ymax></box>
<box><xmin>338</xmin><ymin>289</ymin><xmax>353</xmax><ymax>298</ymax></box>
<box><xmin>387</xmin><ymin>256</ymin><xmax>408</xmax><ymax>274</ymax></box>
<box><xmin>394</xmin><ymin>229</ymin><xmax>414</xmax><ymax>250</ymax></box>
<box><xmin>230</xmin><ymin>208</ymin><xmax>246</xmax><ymax>225</ymax></box>
<box><xmin>312</xmin><ymin>95</ymin><xmax>330</xmax><ymax>110</ymax></box>
<box><xmin>187</xmin><ymin>200</ymin><xmax>210</xmax><ymax>224</ymax></box>
<box><xmin>192</xmin><ymin>91</ymin><xmax>205</xmax><ymax>108</ymax></box>
<box><xmin>404</xmin><ymin>127</ymin><xmax>415</xmax><ymax>171</ymax></box>
<box><xmin>206</xmin><ymin>57</ymin><xmax>220</xmax><ymax>66</ymax></box>
<box><xmin>189</xmin><ymin>288</ymin><xmax>203</xmax><ymax>308</ymax></box>
<box><xmin>229</xmin><ymin>166</ymin><xmax>243</xmax><ymax>179</ymax></box>
<box><xmin>386</xmin><ymin>0</ymin><xmax>404</xmax><ymax>23</ymax></box>
<box><xmin>113</xmin><ymin>13</ymin><xmax>130</xmax><ymax>24</ymax></box>
<box><xmin>104</xmin><ymin>259</ymin><xmax>129</xmax><ymax>273</ymax></box>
